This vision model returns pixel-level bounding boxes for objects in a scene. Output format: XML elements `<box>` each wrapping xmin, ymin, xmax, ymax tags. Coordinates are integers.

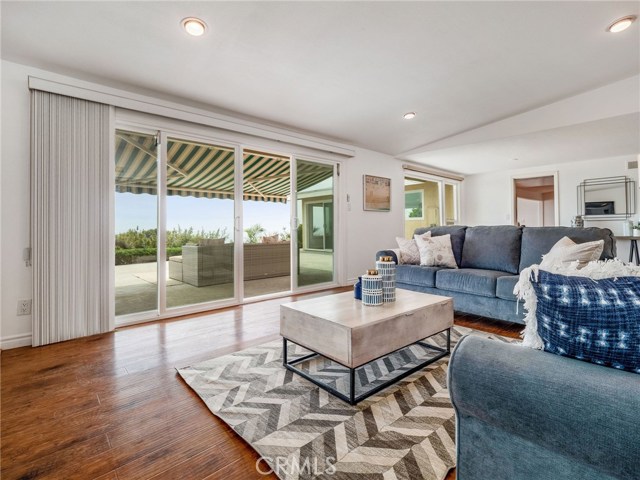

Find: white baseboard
<box><xmin>1</xmin><ymin>333</ymin><xmax>32</xmax><ymax>349</ymax></box>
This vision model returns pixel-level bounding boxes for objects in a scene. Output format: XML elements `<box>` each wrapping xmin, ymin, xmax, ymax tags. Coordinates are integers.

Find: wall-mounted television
<box><xmin>585</xmin><ymin>201</ymin><xmax>615</xmax><ymax>215</ymax></box>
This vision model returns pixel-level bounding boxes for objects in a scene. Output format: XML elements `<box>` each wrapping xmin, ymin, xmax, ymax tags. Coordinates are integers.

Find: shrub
<box><xmin>115</xmin><ymin>226</ymin><xmax>229</xmax><ymax>250</ymax></box>
<box><xmin>244</xmin><ymin>224</ymin><xmax>265</xmax><ymax>244</ymax></box>
<box><xmin>115</xmin><ymin>247</ymin><xmax>183</xmax><ymax>265</ymax></box>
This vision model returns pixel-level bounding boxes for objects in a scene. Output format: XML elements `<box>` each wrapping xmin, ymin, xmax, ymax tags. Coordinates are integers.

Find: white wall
<box><xmin>462</xmin><ymin>154</ymin><xmax>640</xmax><ymax>260</ymax></box>
<box><xmin>516</xmin><ymin>197</ymin><xmax>542</xmax><ymax>227</ymax></box>
<box><xmin>0</xmin><ymin>60</ymin><xmax>405</xmax><ymax>348</ymax></box>
<box><xmin>543</xmin><ymin>194</ymin><xmax>554</xmax><ymax>226</ymax></box>
<box><xmin>344</xmin><ymin>149</ymin><xmax>405</xmax><ymax>282</ymax></box>
<box><xmin>1</xmin><ymin>61</ymin><xmax>32</xmax><ymax>348</ymax></box>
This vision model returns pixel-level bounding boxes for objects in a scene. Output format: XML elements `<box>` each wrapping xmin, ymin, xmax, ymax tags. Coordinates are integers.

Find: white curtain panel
<box><xmin>31</xmin><ymin>91</ymin><xmax>112</xmax><ymax>346</ymax></box>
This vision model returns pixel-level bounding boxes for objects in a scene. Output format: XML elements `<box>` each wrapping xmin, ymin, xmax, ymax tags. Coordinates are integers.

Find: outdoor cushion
<box><xmin>396</xmin><ymin>265</ymin><xmax>443</xmax><ymax>288</ymax></box>
<box><xmin>414</xmin><ymin>225</ymin><xmax>467</xmax><ymax>267</ymax></box>
<box><xmin>496</xmin><ymin>275</ymin><xmax>519</xmax><ymax>302</ymax></box>
<box><xmin>460</xmin><ymin>225</ymin><xmax>522</xmax><ymax>274</ymax></box>
<box><xmin>519</xmin><ymin>227</ymin><xmax>615</xmax><ymax>272</ymax></box>
<box><xmin>435</xmin><ymin>268</ymin><xmax>505</xmax><ymax>298</ymax></box>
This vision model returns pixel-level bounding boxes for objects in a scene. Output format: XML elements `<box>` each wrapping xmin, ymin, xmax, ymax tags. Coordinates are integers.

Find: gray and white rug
<box><xmin>177</xmin><ymin>326</ymin><xmax>516</xmax><ymax>480</ymax></box>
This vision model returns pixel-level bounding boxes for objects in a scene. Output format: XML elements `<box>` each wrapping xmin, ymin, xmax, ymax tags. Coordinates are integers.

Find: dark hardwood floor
<box><xmin>1</xmin><ymin>287</ymin><xmax>522</xmax><ymax>480</ymax></box>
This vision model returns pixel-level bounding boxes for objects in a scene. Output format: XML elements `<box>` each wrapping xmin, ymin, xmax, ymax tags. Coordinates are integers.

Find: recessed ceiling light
<box><xmin>403</xmin><ymin>112</ymin><xmax>416</xmax><ymax>120</ymax></box>
<box><xmin>607</xmin><ymin>15</ymin><xmax>636</xmax><ymax>33</ymax></box>
<box><xmin>182</xmin><ymin>17</ymin><xmax>207</xmax><ymax>37</ymax></box>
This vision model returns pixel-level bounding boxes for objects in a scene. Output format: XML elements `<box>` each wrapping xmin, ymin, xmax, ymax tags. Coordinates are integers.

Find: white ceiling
<box><xmin>2</xmin><ymin>1</ymin><xmax>639</xmax><ymax>174</ymax></box>
<box><xmin>407</xmin><ymin>113</ymin><xmax>640</xmax><ymax>175</ymax></box>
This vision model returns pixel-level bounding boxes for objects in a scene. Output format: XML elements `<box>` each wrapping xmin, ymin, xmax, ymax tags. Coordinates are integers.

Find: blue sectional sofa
<box><xmin>376</xmin><ymin>225</ymin><xmax>616</xmax><ymax>324</ymax></box>
<box><xmin>449</xmin><ymin>335</ymin><xmax>640</xmax><ymax>479</ymax></box>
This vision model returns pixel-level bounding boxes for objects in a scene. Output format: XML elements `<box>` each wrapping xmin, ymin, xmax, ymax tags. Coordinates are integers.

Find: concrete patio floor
<box><xmin>115</xmin><ymin>250</ymin><xmax>333</xmax><ymax>316</ymax></box>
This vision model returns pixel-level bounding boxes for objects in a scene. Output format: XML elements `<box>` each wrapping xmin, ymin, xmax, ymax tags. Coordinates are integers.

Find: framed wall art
<box><xmin>363</xmin><ymin>175</ymin><xmax>391</xmax><ymax>212</ymax></box>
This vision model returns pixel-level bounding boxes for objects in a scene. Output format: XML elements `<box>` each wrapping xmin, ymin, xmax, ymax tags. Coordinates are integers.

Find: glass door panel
<box><xmin>242</xmin><ymin>150</ymin><xmax>292</xmax><ymax>298</ymax></box>
<box><xmin>296</xmin><ymin>159</ymin><xmax>335</xmax><ymax>287</ymax></box>
<box><xmin>444</xmin><ymin>183</ymin><xmax>458</xmax><ymax>225</ymax></box>
<box><xmin>165</xmin><ymin>137</ymin><xmax>236</xmax><ymax>308</ymax></box>
<box><xmin>114</xmin><ymin>129</ymin><xmax>159</xmax><ymax>316</ymax></box>
<box><xmin>404</xmin><ymin>177</ymin><xmax>441</xmax><ymax>238</ymax></box>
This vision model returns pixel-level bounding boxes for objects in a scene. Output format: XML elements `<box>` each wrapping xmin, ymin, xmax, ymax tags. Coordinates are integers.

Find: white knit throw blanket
<box><xmin>514</xmin><ymin>259</ymin><xmax>640</xmax><ymax>350</ymax></box>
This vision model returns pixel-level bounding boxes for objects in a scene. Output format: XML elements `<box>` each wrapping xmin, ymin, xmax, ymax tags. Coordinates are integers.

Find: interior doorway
<box><xmin>512</xmin><ymin>174</ymin><xmax>558</xmax><ymax>227</ymax></box>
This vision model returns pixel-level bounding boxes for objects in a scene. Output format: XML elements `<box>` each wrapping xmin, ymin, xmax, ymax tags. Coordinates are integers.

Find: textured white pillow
<box><xmin>539</xmin><ymin>236</ymin><xmax>604</xmax><ymax>269</ymax></box>
<box><xmin>414</xmin><ymin>233</ymin><xmax>458</xmax><ymax>269</ymax></box>
<box><xmin>395</xmin><ymin>232</ymin><xmax>429</xmax><ymax>265</ymax></box>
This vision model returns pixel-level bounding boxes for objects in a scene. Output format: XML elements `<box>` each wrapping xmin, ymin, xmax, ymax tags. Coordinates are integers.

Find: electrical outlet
<box><xmin>17</xmin><ymin>299</ymin><xmax>32</xmax><ymax>316</ymax></box>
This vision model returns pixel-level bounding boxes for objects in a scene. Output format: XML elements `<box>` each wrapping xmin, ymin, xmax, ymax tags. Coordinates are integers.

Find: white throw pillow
<box><xmin>414</xmin><ymin>233</ymin><xmax>458</xmax><ymax>269</ymax></box>
<box><xmin>395</xmin><ymin>233</ymin><xmax>429</xmax><ymax>265</ymax></box>
<box><xmin>539</xmin><ymin>236</ymin><xmax>604</xmax><ymax>269</ymax></box>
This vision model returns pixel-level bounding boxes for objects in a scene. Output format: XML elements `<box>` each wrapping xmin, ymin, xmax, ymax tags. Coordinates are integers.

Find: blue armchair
<box><xmin>448</xmin><ymin>335</ymin><xmax>640</xmax><ymax>480</ymax></box>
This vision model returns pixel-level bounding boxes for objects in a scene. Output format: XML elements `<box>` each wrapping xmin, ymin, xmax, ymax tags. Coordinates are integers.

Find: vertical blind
<box><xmin>31</xmin><ymin>90</ymin><xmax>112</xmax><ymax>346</ymax></box>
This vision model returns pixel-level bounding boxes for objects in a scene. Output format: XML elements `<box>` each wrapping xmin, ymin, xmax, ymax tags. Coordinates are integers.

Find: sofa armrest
<box><xmin>376</xmin><ymin>249</ymin><xmax>398</xmax><ymax>264</ymax></box>
<box><xmin>448</xmin><ymin>335</ymin><xmax>640</xmax><ymax>480</ymax></box>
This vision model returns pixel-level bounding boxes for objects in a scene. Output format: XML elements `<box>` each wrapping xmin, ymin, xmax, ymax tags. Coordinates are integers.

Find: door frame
<box><xmin>510</xmin><ymin>171</ymin><xmax>559</xmax><ymax>227</ymax></box>
<box><xmin>114</xmin><ymin>114</ymin><xmax>342</xmax><ymax>327</ymax></box>
<box><xmin>403</xmin><ymin>172</ymin><xmax>461</xmax><ymax>228</ymax></box>
<box><xmin>291</xmin><ymin>155</ymin><xmax>340</xmax><ymax>291</ymax></box>
<box><xmin>304</xmin><ymin>201</ymin><xmax>334</xmax><ymax>251</ymax></box>
<box><xmin>115</xmin><ymin>123</ymin><xmax>242</xmax><ymax>327</ymax></box>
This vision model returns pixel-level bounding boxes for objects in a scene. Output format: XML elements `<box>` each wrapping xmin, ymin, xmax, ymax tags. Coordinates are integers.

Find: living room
<box><xmin>1</xmin><ymin>2</ymin><xmax>639</xmax><ymax>480</ymax></box>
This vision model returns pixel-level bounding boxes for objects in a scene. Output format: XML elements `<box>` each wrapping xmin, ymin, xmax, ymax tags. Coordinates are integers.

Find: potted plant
<box><xmin>633</xmin><ymin>224</ymin><xmax>640</xmax><ymax>237</ymax></box>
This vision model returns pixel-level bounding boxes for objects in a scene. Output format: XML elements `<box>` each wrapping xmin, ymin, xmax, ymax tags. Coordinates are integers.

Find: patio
<box><xmin>115</xmin><ymin>250</ymin><xmax>333</xmax><ymax>316</ymax></box>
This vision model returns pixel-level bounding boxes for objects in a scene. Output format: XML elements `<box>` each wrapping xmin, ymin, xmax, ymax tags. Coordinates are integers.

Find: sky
<box><xmin>115</xmin><ymin>192</ymin><xmax>291</xmax><ymax>241</ymax></box>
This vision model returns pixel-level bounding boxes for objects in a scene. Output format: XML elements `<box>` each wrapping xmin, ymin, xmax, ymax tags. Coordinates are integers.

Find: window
<box><xmin>403</xmin><ymin>174</ymin><xmax>461</xmax><ymax>239</ymax></box>
<box><xmin>404</xmin><ymin>190</ymin><xmax>424</xmax><ymax>220</ymax></box>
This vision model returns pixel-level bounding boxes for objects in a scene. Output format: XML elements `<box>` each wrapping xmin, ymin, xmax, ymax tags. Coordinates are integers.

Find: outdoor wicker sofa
<box><xmin>169</xmin><ymin>242</ymin><xmax>291</xmax><ymax>287</ymax></box>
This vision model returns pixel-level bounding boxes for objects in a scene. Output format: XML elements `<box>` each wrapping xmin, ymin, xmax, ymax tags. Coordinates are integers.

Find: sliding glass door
<box><xmin>114</xmin><ymin>124</ymin><xmax>339</xmax><ymax>323</ymax></box>
<box><xmin>164</xmin><ymin>137</ymin><xmax>236</xmax><ymax>309</ymax></box>
<box><xmin>114</xmin><ymin>129</ymin><xmax>159</xmax><ymax>317</ymax></box>
<box><xmin>403</xmin><ymin>174</ymin><xmax>460</xmax><ymax>237</ymax></box>
<box><xmin>242</xmin><ymin>149</ymin><xmax>291</xmax><ymax>299</ymax></box>
<box><xmin>295</xmin><ymin>159</ymin><xmax>335</xmax><ymax>287</ymax></box>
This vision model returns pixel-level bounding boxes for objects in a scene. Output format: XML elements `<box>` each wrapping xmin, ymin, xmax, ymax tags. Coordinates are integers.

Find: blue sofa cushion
<box><xmin>414</xmin><ymin>225</ymin><xmax>466</xmax><ymax>267</ymax></box>
<box><xmin>460</xmin><ymin>226</ymin><xmax>522</xmax><ymax>274</ymax></box>
<box><xmin>396</xmin><ymin>265</ymin><xmax>443</xmax><ymax>288</ymax></box>
<box><xmin>435</xmin><ymin>268</ymin><xmax>505</xmax><ymax>298</ymax></box>
<box><xmin>496</xmin><ymin>275</ymin><xmax>519</xmax><ymax>302</ymax></box>
<box><xmin>531</xmin><ymin>270</ymin><xmax>640</xmax><ymax>373</ymax></box>
<box><xmin>519</xmin><ymin>227</ymin><xmax>616</xmax><ymax>272</ymax></box>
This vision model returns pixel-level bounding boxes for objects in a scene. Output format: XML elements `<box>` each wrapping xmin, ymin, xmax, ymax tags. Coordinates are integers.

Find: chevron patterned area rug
<box><xmin>177</xmin><ymin>326</ymin><xmax>515</xmax><ymax>480</ymax></box>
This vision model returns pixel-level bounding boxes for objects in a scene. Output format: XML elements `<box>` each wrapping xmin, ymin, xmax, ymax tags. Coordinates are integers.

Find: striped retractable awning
<box><xmin>115</xmin><ymin>131</ymin><xmax>332</xmax><ymax>203</ymax></box>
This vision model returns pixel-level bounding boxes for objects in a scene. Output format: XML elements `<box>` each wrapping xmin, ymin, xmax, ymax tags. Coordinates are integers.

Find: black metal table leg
<box><xmin>282</xmin><ymin>326</ymin><xmax>451</xmax><ymax>406</ymax></box>
<box><xmin>349</xmin><ymin>368</ymin><xmax>356</xmax><ymax>405</ymax></box>
<box><xmin>633</xmin><ymin>240</ymin><xmax>639</xmax><ymax>266</ymax></box>
<box><xmin>282</xmin><ymin>337</ymin><xmax>288</xmax><ymax>366</ymax></box>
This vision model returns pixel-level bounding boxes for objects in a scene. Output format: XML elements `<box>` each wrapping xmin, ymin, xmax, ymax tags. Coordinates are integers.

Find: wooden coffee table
<box><xmin>280</xmin><ymin>289</ymin><xmax>454</xmax><ymax>404</ymax></box>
